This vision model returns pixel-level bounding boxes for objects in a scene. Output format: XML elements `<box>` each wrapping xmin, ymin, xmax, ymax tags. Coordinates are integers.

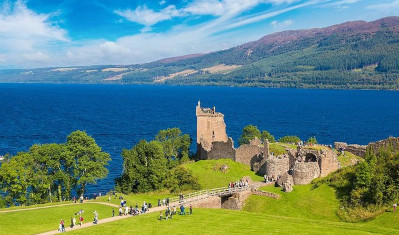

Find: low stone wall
<box><xmin>346</xmin><ymin>144</ymin><xmax>366</xmax><ymax>158</ymax></box>
<box><xmin>190</xmin><ymin>196</ymin><xmax>222</xmax><ymax>209</ymax></box>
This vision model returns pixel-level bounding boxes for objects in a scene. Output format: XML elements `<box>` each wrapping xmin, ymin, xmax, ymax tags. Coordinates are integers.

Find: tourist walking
<box><xmin>72</xmin><ymin>217</ymin><xmax>76</xmax><ymax>227</ymax></box>
<box><xmin>79</xmin><ymin>215</ymin><xmax>83</xmax><ymax>226</ymax></box>
<box><xmin>119</xmin><ymin>207</ymin><xmax>122</xmax><ymax>216</ymax></box>
<box><xmin>60</xmin><ymin>219</ymin><xmax>66</xmax><ymax>232</ymax></box>
<box><xmin>394</xmin><ymin>203</ymin><xmax>397</xmax><ymax>212</ymax></box>
<box><xmin>189</xmin><ymin>204</ymin><xmax>193</xmax><ymax>215</ymax></box>
<box><xmin>112</xmin><ymin>208</ymin><xmax>115</xmax><ymax>217</ymax></box>
<box><xmin>70</xmin><ymin>217</ymin><xmax>74</xmax><ymax>228</ymax></box>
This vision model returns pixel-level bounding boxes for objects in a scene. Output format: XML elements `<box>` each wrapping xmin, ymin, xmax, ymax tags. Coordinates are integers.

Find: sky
<box><xmin>0</xmin><ymin>0</ymin><xmax>399</xmax><ymax>69</ymax></box>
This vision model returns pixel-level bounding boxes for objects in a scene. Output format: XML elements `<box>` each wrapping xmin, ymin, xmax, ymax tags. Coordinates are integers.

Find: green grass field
<box><xmin>244</xmin><ymin>184</ymin><xmax>340</xmax><ymax>222</ymax></box>
<box><xmin>95</xmin><ymin>191</ymin><xmax>173</xmax><ymax>208</ymax></box>
<box><xmin>68</xmin><ymin>208</ymin><xmax>399</xmax><ymax>235</ymax></box>
<box><xmin>2</xmin><ymin>159</ymin><xmax>398</xmax><ymax>235</ymax></box>
<box><xmin>183</xmin><ymin>159</ymin><xmax>264</xmax><ymax>188</ymax></box>
<box><xmin>0</xmin><ymin>203</ymin><xmax>115</xmax><ymax>234</ymax></box>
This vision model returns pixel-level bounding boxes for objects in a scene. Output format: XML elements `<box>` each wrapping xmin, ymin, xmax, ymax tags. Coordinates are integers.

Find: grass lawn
<box><xmin>0</xmin><ymin>203</ymin><xmax>115</xmax><ymax>234</ymax></box>
<box><xmin>95</xmin><ymin>191</ymin><xmax>173</xmax><ymax>208</ymax></box>
<box><xmin>183</xmin><ymin>159</ymin><xmax>264</xmax><ymax>189</ymax></box>
<box><xmin>0</xmin><ymin>201</ymin><xmax>70</xmax><ymax>211</ymax></box>
<box><xmin>244</xmin><ymin>184</ymin><xmax>340</xmax><ymax>222</ymax></box>
<box><xmin>337</xmin><ymin>151</ymin><xmax>364</xmax><ymax>168</ymax></box>
<box><xmin>68</xmin><ymin>208</ymin><xmax>398</xmax><ymax>235</ymax></box>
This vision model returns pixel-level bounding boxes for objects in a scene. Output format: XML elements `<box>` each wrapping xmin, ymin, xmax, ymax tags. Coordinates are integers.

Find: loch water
<box><xmin>1</xmin><ymin>84</ymin><xmax>399</xmax><ymax>194</ymax></box>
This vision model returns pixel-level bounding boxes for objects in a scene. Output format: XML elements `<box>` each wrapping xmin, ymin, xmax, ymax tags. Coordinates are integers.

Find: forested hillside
<box><xmin>1</xmin><ymin>16</ymin><xmax>399</xmax><ymax>89</ymax></box>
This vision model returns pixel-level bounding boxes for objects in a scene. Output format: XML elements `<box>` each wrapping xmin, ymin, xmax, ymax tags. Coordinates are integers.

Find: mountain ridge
<box><xmin>1</xmin><ymin>16</ymin><xmax>399</xmax><ymax>90</ymax></box>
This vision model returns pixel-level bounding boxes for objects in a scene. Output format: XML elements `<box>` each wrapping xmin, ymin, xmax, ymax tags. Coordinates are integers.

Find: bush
<box><xmin>239</xmin><ymin>125</ymin><xmax>261</xmax><ymax>145</ymax></box>
<box><xmin>261</xmin><ymin>130</ymin><xmax>275</xmax><ymax>143</ymax></box>
<box><xmin>307</xmin><ymin>136</ymin><xmax>318</xmax><ymax>144</ymax></box>
<box><xmin>165</xmin><ymin>166</ymin><xmax>201</xmax><ymax>192</ymax></box>
<box><xmin>278</xmin><ymin>136</ymin><xmax>300</xmax><ymax>144</ymax></box>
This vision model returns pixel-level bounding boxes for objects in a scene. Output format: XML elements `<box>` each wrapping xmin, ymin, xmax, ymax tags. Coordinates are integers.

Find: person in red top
<box><xmin>79</xmin><ymin>215</ymin><xmax>83</xmax><ymax>226</ymax></box>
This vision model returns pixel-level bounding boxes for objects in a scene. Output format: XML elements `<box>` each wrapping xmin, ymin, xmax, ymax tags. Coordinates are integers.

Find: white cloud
<box><xmin>270</xmin><ymin>19</ymin><xmax>293</xmax><ymax>30</ymax></box>
<box><xmin>366</xmin><ymin>0</ymin><xmax>399</xmax><ymax>14</ymax></box>
<box><xmin>159</xmin><ymin>0</ymin><xmax>167</xmax><ymax>5</ymax></box>
<box><xmin>0</xmin><ymin>0</ymin><xmax>67</xmax><ymax>68</ymax></box>
<box><xmin>114</xmin><ymin>5</ymin><xmax>182</xmax><ymax>27</ymax></box>
<box><xmin>22</xmin><ymin>52</ymin><xmax>50</xmax><ymax>62</ymax></box>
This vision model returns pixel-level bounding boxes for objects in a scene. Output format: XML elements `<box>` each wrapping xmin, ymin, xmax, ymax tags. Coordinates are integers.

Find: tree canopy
<box><xmin>0</xmin><ymin>130</ymin><xmax>110</xmax><ymax>206</ymax></box>
<box><xmin>116</xmin><ymin>127</ymin><xmax>199</xmax><ymax>194</ymax></box>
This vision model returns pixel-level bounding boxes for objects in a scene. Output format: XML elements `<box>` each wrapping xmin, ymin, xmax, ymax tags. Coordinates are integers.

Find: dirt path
<box><xmin>0</xmin><ymin>201</ymin><xmax>119</xmax><ymax>214</ymax></box>
<box><xmin>37</xmin><ymin>205</ymin><xmax>167</xmax><ymax>235</ymax></box>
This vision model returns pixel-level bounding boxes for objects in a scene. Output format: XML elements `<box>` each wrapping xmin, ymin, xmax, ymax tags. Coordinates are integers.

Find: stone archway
<box><xmin>305</xmin><ymin>153</ymin><xmax>317</xmax><ymax>162</ymax></box>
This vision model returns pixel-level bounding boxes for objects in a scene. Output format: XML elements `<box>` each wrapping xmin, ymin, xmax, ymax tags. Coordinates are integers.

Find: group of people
<box><xmin>114</xmin><ymin>201</ymin><xmax>150</xmax><ymax>218</ymax></box>
<box><xmin>264</xmin><ymin>174</ymin><xmax>280</xmax><ymax>183</ymax></box>
<box><xmin>58</xmin><ymin>211</ymin><xmax>85</xmax><ymax>232</ymax></box>
<box><xmin>158</xmin><ymin>197</ymin><xmax>170</xmax><ymax>207</ymax></box>
<box><xmin>159</xmin><ymin>204</ymin><xmax>193</xmax><ymax>220</ymax></box>
<box><xmin>228</xmin><ymin>179</ymin><xmax>249</xmax><ymax>189</ymax></box>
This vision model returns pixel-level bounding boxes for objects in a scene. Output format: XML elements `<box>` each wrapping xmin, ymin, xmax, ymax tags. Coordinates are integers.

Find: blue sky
<box><xmin>0</xmin><ymin>0</ymin><xmax>399</xmax><ymax>69</ymax></box>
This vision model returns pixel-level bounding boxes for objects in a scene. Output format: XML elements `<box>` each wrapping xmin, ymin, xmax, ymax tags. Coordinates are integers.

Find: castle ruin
<box><xmin>196</xmin><ymin>102</ymin><xmax>340</xmax><ymax>187</ymax></box>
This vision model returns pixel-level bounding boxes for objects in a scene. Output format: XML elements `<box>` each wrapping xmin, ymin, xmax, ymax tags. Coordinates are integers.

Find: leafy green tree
<box><xmin>66</xmin><ymin>130</ymin><xmax>111</xmax><ymax>196</ymax></box>
<box><xmin>239</xmin><ymin>125</ymin><xmax>261</xmax><ymax>145</ymax></box>
<box><xmin>29</xmin><ymin>143</ymin><xmax>73</xmax><ymax>202</ymax></box>
<box><xmin>278</xmin><ymin>136</ymin><xmax>301</xmax><ymax>144</ymax></box>
<box><xmin>117</xmin><ymin>140</ymin><xmax>167</xmax><ymax>193</ymax></box>
<box><xmin>165</xmin><ymin>166</ymin><xmax>201</xmax><ymax>192</ymax></box>
<box><xmin>0</xmin><ymin>153</ymin><xmax>32</xmax><ymax>206</ymax></box>
<box><xmin>155</xmin><ymin>128</ymin><xmax>191</xmax><ymax>162</ymax></box>
<box><xmin>261</xmin><ymin>130</ymin><xmax>275</xmax><ymax>143</ymax></box>
<box><xmin>306</xmin><ymin>136</ymin><xmax>318</xmax><ymax>144</ymax></box>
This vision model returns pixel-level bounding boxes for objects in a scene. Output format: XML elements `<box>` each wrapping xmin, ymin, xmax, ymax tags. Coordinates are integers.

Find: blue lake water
<box><xmin>1</xmin><ymin>84</ymin><xmax>399</xmax><ymax>195</ymax></box>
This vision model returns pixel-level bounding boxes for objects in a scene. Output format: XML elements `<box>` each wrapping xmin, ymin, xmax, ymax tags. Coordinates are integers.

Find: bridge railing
<box><xmin>168</xmin><ymin>185</ymin><xmax>253</xmax><ymax>205</ymax></box>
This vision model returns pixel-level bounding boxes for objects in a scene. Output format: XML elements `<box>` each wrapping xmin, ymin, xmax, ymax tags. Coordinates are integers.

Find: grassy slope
<box><xmin>183</xmin><ymin>159</ymin><xmax>264</xmax><ymax>189</ymax></box>
<box><xmin>244</xmin><ymin>184</ymin><xmax>399</xmax><ymax>231</ymax></box>
<box><xmin>69</xmin><ymin>208</ymin><xmax>398</xmax><ymax>235</ymax></box>
<box><xmin>244</xmin><ymin>184</ymin><xmax>340</xmax><ymax>221</ymax></box>
<box><xmin>0</xmin><ymin>203</ymin><xmax>115</xmax><ymax>234</ymax></box>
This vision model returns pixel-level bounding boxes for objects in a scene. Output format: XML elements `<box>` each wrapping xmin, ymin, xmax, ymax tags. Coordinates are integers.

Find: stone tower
<box><xmin>196</xmin><ymin>101</ymin><xmax>228</xmax><ymax>150</ymax></box>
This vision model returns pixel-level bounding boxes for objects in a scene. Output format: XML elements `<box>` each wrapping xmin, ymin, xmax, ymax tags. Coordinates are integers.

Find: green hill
<box><xmin>183</xmin><ymin>159</ymin><xmax>264</xmax><ymax>189</ymax></box>
<box><xmin>2</xmin><ymin>17</ymin><xmax>399</xmax><ymax>89</ymax></box>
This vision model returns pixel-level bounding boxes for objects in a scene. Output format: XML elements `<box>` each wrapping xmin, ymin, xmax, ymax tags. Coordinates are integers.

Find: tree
<box><xmin>306</xmin><ymin>136</ymin><xmax>318</xmax><ymax>145</ymax></box>
<box><xmin>66</xmin><ymin>131</ymin><xmax>111</xmax><ymax>196</ymax></box>
<box><xmin>239</xmin><ymin>125</ymin><xmax>261</xmax><ymax>145</ymax></box>
<box><xmin>278</xmin><ymin>136</ymin><xmax>301</xmax><ymax>144</ymax></box>
<box><xmin>155</xmin><ymin>128</ymin><xmax>192</xmax><ymax>162</ymax></box>
<box><xmin>0</xmin><ymin>153</ymin><xmax>32</xmax><ymax>206</ymax></box>
<box><xmin>117</xmin><ymin>140</ymin><xmax>167</xmax><ymax>193</ymax></box>
<box><xmin>261</xmin><ymin>130</ymin><xmax>275</xmax><ymax>143</ymax></box>
<box><xmin>29</xmin><ymin>143</ymin><xmax>72</xmax><ymax>202</ymax></box>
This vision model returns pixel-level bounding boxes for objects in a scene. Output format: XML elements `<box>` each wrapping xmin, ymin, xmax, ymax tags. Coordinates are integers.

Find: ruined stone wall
<box><xmin>235</xmin><ymin>143</ymin><xmax>262</xmax><ymax>169</ymax></box>
<box><xmin>264</xmin><ymin>156</ymin><xmax>290</xmax><ymax>178</ymax></box>
<box><xmin>334</xmin><ymin>142</ymin><xmax>366</xmax><ymax>157</ymax></box>
<box><xmin>292</xmin><ymin>162</ymin><xmax>320</xmax><ymax>185</ymax></box>
<box><xmin>197</xmin><ymin>138</ymin><xmax>236</xmax><ymax>160</ymax></box>
<box><xmin>368</xmin><ymin>137</ymin><xmax>399</xmax><ymax>154</ymax></box>
<box><xmin>319</xmin><ymin>149</ymin><xmax>340</xmax><ymax>177</ymax></box>
<box><xmin>221</xmin><ymin>190</ymin><xmax>252</xmax><ymax>210</ymax></box>
<box><xmin>346</xmin><ymin>145</ymin><xmax>367</xmax><ymax>158</ymax></box>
